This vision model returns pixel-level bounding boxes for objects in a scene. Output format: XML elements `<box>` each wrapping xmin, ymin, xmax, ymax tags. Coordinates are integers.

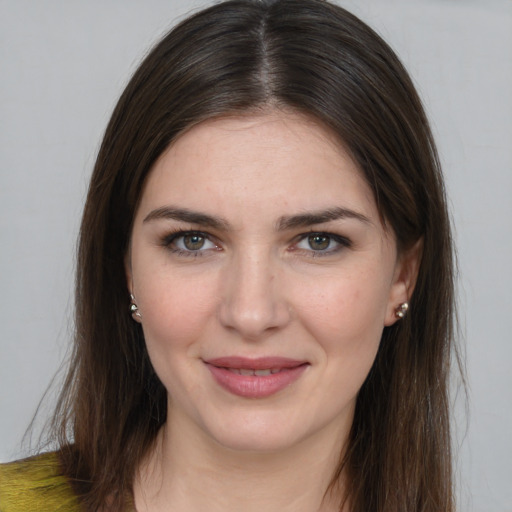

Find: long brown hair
<box><xmin>49</xmin><ymin>1</ymin><xmax>457</xmax><ymax>510</ymax></box>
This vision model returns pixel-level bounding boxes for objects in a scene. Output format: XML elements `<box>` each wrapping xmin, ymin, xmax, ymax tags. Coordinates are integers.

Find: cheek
<box><xmin>136</xmin><ymin>270</ymin><xmax>219</xmax><ymax>353</ymax></box>
<box><xmin>295</xmin><ymin>269</ymin><xmax>390</xmax><ymax>355</ymax></box>
<box><xmin>136</xmin><ymin>274</ymin><xmax>219</xmax><ymax>398</ymax></box>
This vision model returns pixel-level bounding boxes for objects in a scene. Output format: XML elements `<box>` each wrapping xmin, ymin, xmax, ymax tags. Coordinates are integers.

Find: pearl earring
<box><xmin>130</xmin><ymin>294</ymin><xmax>142</xmax><ymax>319</ymax></box>
<box><xmin>395</xmin><ymin>302</ymin><xmax>409</xmax><ymax>319</ymax></box>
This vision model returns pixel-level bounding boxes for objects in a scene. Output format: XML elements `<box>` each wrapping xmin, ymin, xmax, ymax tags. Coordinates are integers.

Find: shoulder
<box><xmin>0</xmin><ymin>451</ymin><xmax>80</xmax><ymax>512</ymax></box>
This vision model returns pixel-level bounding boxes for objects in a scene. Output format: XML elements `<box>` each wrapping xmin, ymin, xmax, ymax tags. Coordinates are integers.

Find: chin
<box><xmin>211</xmin><ymin>427</ymin><xmax>303</xmax><ymax>454</ymax></box>
<box><xmin>198</xmin><ymin>407</ymin><xmax>319</xmax><ymax>455</ymax></box>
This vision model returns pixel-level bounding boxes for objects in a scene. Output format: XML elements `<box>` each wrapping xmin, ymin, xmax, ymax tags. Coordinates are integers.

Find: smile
<box><xmin>204</xmin><ymin>357</ymin><xmax>308</xmax><ymax>398</ymax></box>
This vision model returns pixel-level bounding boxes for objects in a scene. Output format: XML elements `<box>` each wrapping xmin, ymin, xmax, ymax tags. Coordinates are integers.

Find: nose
<box><xmin>218</xmin><ymin>249</ymin><xmax>291</xmax><ymax>340</ymax></box>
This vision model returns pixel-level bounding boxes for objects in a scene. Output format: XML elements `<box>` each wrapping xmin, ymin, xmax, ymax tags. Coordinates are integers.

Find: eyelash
<box><xmin>161</xmin><ymin>229</ymin><xmax>219</xmax><ymax>257</ymax></box>
<box><xmin>160</xmin><ymin>229</ymin><xmax>352</xmax><ymax>258</ymax></box>
<box><xmin>292</xmin><ymin>232</ymin><xmax>352</xmax><ymax>257</ymax></box>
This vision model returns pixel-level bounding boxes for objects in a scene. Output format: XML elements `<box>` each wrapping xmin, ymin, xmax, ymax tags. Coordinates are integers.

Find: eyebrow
<box><xmin>143</xmin><ymin>205</ymin><xmax>371</xmax><ymax>231</ymax></box>
<box><xmin>143</xmin><ymin>206</ymin><xmax>231</xmax><ymax>231</ymax></box>
<box><xmin>276</xmin><ymin>207</ymin><xmax>371</xmax><ymax>231</ymax></box>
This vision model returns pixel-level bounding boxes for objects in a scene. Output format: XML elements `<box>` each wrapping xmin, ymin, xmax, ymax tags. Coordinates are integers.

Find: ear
<box><xmin>384</xmin><ymin>238</ymin><xmax>422</xmax><ymax>326</ymax></box>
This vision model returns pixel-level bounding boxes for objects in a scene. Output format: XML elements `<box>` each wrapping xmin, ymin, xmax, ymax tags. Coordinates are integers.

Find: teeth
<box><xmin>226</xmin><ymin>367</ymin><xmax>281</xmax><ymax>376</ymax></box>
<box><xmin>254</xmin><ymin>369</ymin><xmax>272</xmax><ymax>376</ymax></box>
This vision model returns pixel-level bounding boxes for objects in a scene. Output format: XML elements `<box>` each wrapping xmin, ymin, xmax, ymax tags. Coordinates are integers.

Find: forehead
<box><xmin>138</xmin><ymin>111</ymin><xmax>379</xmax><ymax>224</ymax></box>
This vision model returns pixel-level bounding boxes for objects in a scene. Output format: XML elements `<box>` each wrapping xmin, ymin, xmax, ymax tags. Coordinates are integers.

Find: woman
<box><xmin>0</xmin><ymin>0</ymin><xmax>456</xmax><ymax>511</ymax></box>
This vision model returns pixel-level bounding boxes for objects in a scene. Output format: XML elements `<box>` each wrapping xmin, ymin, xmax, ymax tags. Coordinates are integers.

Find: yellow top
<box><xmin>0</xmin><ymin>452</ymin><xmax>80</xmax><ymax>512</ymax></box>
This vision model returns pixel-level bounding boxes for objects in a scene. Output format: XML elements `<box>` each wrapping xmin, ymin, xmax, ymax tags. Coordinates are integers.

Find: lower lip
<box><xmin>206</xmin><ymin>364</ymin><xmax>308</xmax><ymax>399</ymax></box>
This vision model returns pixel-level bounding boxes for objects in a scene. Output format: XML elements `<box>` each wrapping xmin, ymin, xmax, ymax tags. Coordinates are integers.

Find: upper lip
<box><xmin>204</xmin><ymin>356</ymin><xmax>307</xmax><ymax>370</ymax></box>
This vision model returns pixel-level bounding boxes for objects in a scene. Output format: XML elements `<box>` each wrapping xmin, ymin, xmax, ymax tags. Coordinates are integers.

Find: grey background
<box><xmin>1</xmin><ymin>1</ymin><xmax>511</xmax><ymax>510</ymax></box>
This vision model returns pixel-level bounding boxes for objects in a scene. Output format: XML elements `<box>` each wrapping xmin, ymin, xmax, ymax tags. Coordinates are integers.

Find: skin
<box><xmin>126</xmin><ymin>111</ymin><xmax>419</xmax><ymax>512</ymax></box>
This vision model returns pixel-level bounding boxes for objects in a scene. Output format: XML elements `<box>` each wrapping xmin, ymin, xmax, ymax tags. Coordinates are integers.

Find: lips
<box><xmin>204</xmin><ymin>357</ymin><xmax>308</xmax><ymax>398</ymax></box>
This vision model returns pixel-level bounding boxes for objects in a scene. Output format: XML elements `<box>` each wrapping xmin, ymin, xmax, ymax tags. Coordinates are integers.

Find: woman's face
<box><xmin>127</xmin><ymin>112</ymin><xmax>412</xmax><ymax>453</ymax></box>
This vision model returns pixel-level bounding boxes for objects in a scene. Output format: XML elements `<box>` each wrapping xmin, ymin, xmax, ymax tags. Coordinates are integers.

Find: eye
<box><xmin>180</xmin><ymin>233</ymin><xmax>208</xmax><ymax>251</ymax></box>
<box><xmin>294</xmin><ymin>232</ymin><xmax>350</xmax><ymax>255</ymax></box>
<box><xmin>164</xmin><ymin>230</ymin><xmax>219</xmax><ymax>255</ymax></box>
<box><xmin>306</xmin><ymin>234</ymin><xmax>331</xmax><ymax>251</ymax></box>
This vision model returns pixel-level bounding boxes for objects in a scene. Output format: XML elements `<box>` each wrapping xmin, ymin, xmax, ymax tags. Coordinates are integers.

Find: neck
<box><xmin>133</xmin><ymin>409</ymin><xmax>349</xmax><ymax>512</ymax></box>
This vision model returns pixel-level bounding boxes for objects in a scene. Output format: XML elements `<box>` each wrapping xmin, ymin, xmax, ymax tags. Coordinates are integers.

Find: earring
<box><xmin>395</xmin><ymin>302</ymin><xmax>409</xmax><ymax>319</ymax></box>
<box><xmin>130</xmin><ymin>294</ymin><xmax>142</xmax><ymax>319</ymax></box>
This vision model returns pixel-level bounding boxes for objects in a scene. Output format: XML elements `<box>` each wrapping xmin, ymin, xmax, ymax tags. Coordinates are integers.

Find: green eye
<box><xmin>294</xmin><ymin>232</ymin><xmax>351</xmax><ymax>256</ymax></box>
<box><xmin>164</xmin><ymin>231</ymin><xmax>217</xmax><ymax>254</ymax></box>
<box><xmin>308</xmin><ymin>234</ymin><xmax>331</xmax><ymax>251</ymax></box>
<box><xmin>183</xmin><ymin>234</ymin><xmax>206</xmax><ymax>250</ymax></box>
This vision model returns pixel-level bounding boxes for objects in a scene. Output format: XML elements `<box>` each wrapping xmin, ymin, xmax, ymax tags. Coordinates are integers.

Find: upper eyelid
<box><xmin>295</xmin><ymin>231</ymin><xmax>352</xmax><ymax>244</ymax></box>
<box><xmin>164</xmin><ymin>229</ymin><xmax>210</xmax><ymax>239</ymax></box>
<box><xmin>163</xmin><ymin>229</ymin><xmax>215</xmax><ymax>245</ymax></box>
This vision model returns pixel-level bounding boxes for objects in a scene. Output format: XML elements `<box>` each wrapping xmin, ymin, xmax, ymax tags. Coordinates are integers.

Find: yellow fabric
<box><xmin>0</xmin><ymin>452</ymin><xmax>80</xmax><ymax>511</ymax></box>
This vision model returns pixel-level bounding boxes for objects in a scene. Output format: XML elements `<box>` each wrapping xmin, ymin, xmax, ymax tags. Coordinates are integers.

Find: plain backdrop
<box><xmin>1</xmin><ymin>1</ymin><xmax>511</xmax><ymax>510</ymax></box>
